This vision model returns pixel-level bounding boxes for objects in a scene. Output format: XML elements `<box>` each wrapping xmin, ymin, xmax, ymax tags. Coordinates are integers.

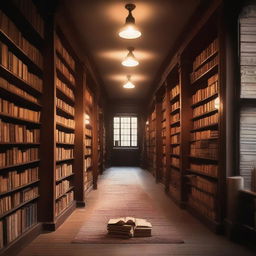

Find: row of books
<box><xmin>189</xmin><ymin>175</ymin><xmax>217</xmax><ymax>194</ymax></box>
<box><xmin>171</xmin><ymin>113</ymin><xmax>180</xmax><ymax>123</ymax></box>
<box><xmin>0</xmin><ymin>186</ymin><xmax>38</xmax><ymax>215</ymax></box>
<box><xmin>161</xmin><ymin>128</ymin><xmax>166</xmax><ymax>138</ymax></box>
<box><xmin>56</xmin><ymin>130</ymin><xmax>74</xmax><ymax>144</ymax></box>
<box><xmin>162</xmin><ymin>145</ymin><xmax>166</xmax><ymax>154</ymax></box>
<box><xmin>191</xmin><ymin>129</ymin><xmax>219</xmax><ymax>141</ymax></box>
<box><xmin>190</xmin><ymin>55</ymin><xmax>219</xmax><ymax>83</ymax></box>
<box><xmin>55</xmin><ymin>35</ymin><xmax>75</xmax><ymax>71</ymax></box>
<box><xmin>193</xmin><ymin>99</ymin><xmax>216</xmax><ymax>117</ymax></box>
<box><xmin>170</xmin><ymin>85</ymin><xmax>180</xmax><ymax>99</ymax></box>
<box><xmin>0</xmin><ymin>147</ymin><xmax>38</xmax><ymax>168</ymax></box>
<box><xmin>56</xmin><ymin>97</ymin><xmax>75</xmax><ymax>116</ymax></box>
<box><xmin>0</xmin><ymin>77</ymin><xmax>38</xmax><ymax>104</ymax></box>
<box><xmin>162</xmin><ymin>156</ymin><xmax>166</xmax><ymax>166</ymax></box>
<box><xmin>0</xmin><ymin>167</ymin><xmax>38</xmax><ymax>193</ymax></box>
<box><xmin>56</xmin><ymin>115</ymin><xmax>75</xmax><ymax>129</ymax></box>
<box><xmin>85</xmin><ymin>127</ymin><xmax>92</xmax><ymax>137</ymax></box>
<box><xmin>151</xmin><ymin>110</ymin><xmax>156</xmax><ymax>121</ymax></box>
<box><xmin>85</xmin><ymin>138</ymin><xmax>92</xmax><ymax>147</ymax></box>
<box><xmin>56</xmin><ymin>77</ymin><xmax>74</xmax><ymax>100</ymax></box>
<box><xmin>56</xmin><ymin>163</ymin><xmax>73</xmax><ymax>181</ymax></box>
<box><xmin>85</xmin><ymin>147</ymin><xmax>92</xmax><ymax>155</ymax></box>
<box><xmin>171</xmin><ymin>157</ymin><xmax>180</xmax><ymax>167</ymax></box>
<box><xmin>55</xmin><ymin>179</ymin><xmax>71</xmax><ymax>198</ymax></box>
<box><xmin>55</xmin><ymin>190</ymin><xmax>74</xmax><ymax>217</ymax></box>
<box><xmin>193</xmin><ymin>39</ymin><xmax>218</xmax><ymax>71</ymax></box>
<box><xmin>192</xmin><ymin>75</ymin><xmax>218</xmax><ymax>104</ymax></box>
<box><xmin>188</xmin><ymin>196</ymin><xmax>216</xmax><ymax>221</ymax></box>
<box><xmin>56</xmin><ymin>56</ymin><xmax>75</xmax><ymax>86</ymax></box>
<box><xmin>172</xmin><ymin>145</ymin><xmax>180</xmax><ymax>155</ymax></box>
<box><xmin>56</xmin><ymin>147</ymin><xmax>73</xmax><ymax>161</ymax></box>
<box><xmin>0</xmin><ymin>120</ymin><xmax>40</xmax><ymax>143</ymax></box>
<box><xmin>171</xmin><ymin>126</ymin><xmax>180</xmax><ymax>134</ymax></box>
<box><xmin>190</xmin><ymin>187</ymin><xmax>216</xmax><ymax>210</ymax></box>
<box><xmin>0</xmin><ymin>10</ymin><xmax>43</xmax><ymax>68</ymax></box>
<box><xmin>190</xmin><ymin>141</ymin><xmax>218</xmax><ymax>159</ymax></box>
<box><xmin>0</xmin><ymin>42</ymin><xmax>43</xmax><ymax>92</ymax></box>
<box><xmin>190</xmin><ymin>163</ymin><xmax>218</xmax><ymax>177</ymax></box>
<box><xmin>85</xmin><ymin>157</ymin><xmax>92</xmax><ymax>169</ymax></box>
<box><xmin>13</xmin><ymin>0</ymin><xmax>44</xmax><ymax>38</ymax></box>
<box><xmin>171</xmin><ymin>101</ymin><xmax>180</xmax><ymax>112</ymax></box>
<box><xmin>193</xmin><ymin>113</ymin><xmax>218</xmax><ymax>129</ymax></box>
<box><xmin>0</xmin><ymin>98</ymin><xmax>40</xmax><ymax>122</ymax></box>
<box><xmin>5</xmin><ymin>202</ymin><xmax>37</xmax><ymax>244</ymax></box>
<box><xmin>171</xmin><ymin>134</ymin><xmax>180</xmax><ymax>144</ymax></box>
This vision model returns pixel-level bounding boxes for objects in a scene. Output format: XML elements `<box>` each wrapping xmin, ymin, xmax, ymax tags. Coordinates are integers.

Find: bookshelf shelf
<box><xmin>56</xmin><ymin>51</ymin><xmax>76</xmax><ymax>76</ymax></box>
<box><xmin>187</xmin><ymin>169</ymin><xmax>218</xmax><ymax>179</ymax></box>
<box><xmin>0</xmin><ymin>195</ymin><xmax>39</xmax><ymax>219</ymax></box>
<box><xmin>193</xmin><ymin>51</ymin><xmax>218</xmax><ymax>72</ymax></box>
<box><xmin>56</xmin><ymin>173</ymin><xmax>74</xmax><ymax>183</ymax></box>
<box><xmin>170</xmin><ymin>94</ymin><xmax>180</xmax><ymax>103</ymax></box>
<box><xmin>0</xmin><ymin>160</ymin><xmax>40</xmax><ymax>171</ymax></box>
<box><xmin>0</xmin><ymin>179</ymin><xmax>39</xmax><ymax>197</ymax></box>
<box><xmin>170</xmin><ymin>107</ymin><xmax>180</xmax><ymax>114</ymax></box>
<box><xmin>191</xmin><ymin>123</ymin><xmax>218</xmax><ymax>132</ymax></box>
<box><xmin>56</xmin><ymin>88</ymin><xmax>75</xmax><ymax>105</ymax></box>
<box><xmin>56</xmin><ymin>158</ymin><xmax>74</xmax><ymax>164</ymax></box>
<box><xmin>56</xmin><ymin>142</ymin><xmax>75</xmax><ymax>147</ymax></box>
<box><xmin>191</xmin><ymin>93</ymin><xmax>218</xmax><ymax>108</ymax></box>
<box><xmin>0</xmin><ymin>142</ymin><xmax>40</xmax><ymax>146</ymax></box>
<box><xmin>55</xmin><ymin>186</ymin><xmax>74</xmax><ymax>201</ymax></box>
<box><xmin>56</xmin><ymin>107</ymin><xmax>74</xmax><ymax>119</ymax></box>
<box><xmin>191</xmin><ymin>63</ymin><xmax>218</xmax><ymax>85</ymax></box>
<box><xmin>170</xmin><ymin>120</ymin><xmax>180</xmax><ymax>126</ymax></box>
<box><xmin>0</xmin><ymin>85</ymin><xmax>42</xmax><ymax>110</ymax></box>
<box><xmin>56</xmin><ymin>122</ymin><xmax>75</xmax><ymax>132</ymax></box>
<box><xmin>189</xmin><ymin>155</ymin><xmax>218</xmax><ymax>161</ymax></box>
<box><xmin>0</xmin><ymin>66</ymin><xmax>42</xmax><ymax>100</ymax></box>
<box><xmin>56</xmin><ymin>69</ymin><xmax>75</xmax><ymax>89</ymax></box>
<box><xmin>0</xmin><ymin>30</ymin><xmax>43</xmax><ymax>76</ymax></box>
<box><xmin>191</xmin><ymin>109</ymin><xmax>218</xmax><ymax>121</ymax></box>
<box><xmin>0</xmin><ymin>112</ymin><xmax>41</xmax><ymax>126</ymax></box>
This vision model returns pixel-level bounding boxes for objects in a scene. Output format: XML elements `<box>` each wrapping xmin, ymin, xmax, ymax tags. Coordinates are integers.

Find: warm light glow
<box><xmin>119</xmin><ymin>24</ymin><xmax>141</xmax><ymax>39</ymax></box>
<box><xmin>146</xmin><ymin>121</ymin><xmax>149</xmax><ymax>125</ymax></box>
<box><xmin>214</xmin><ymin>97</ymin><xmax>220</xmax><ymax>109</ymax></box>
<box><xmin>85</xmin><ymin>119</ymin><xmax>90</xmax><ymax>124</ymax></box>
<box><xmin>85</xmin><ymin>114</ymin><xmax>90</xmax><ymax>120</ymax></box>
<box><xmin>122</xmin><ymin>47</ymin><xmax>139</xmax><ymax>67</ymax></box>
<box><xmin>123</xmin><ymin>75</ymin><xmax>135</xmax><ymax>89</ymax></box>
<box><xmin>123</xmin><ymin>81</ymin><xmax>135</xmax><ymax>89</ymax></box>
<box><xmin>85</xmin><ymin>114</ymin><xmax>90</xmax><ymax>124</ymax></box>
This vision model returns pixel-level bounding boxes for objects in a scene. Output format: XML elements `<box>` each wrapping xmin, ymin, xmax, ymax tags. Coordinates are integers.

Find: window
<box><xmin>113</xmin><ymin>116</ymin><xmax>138</xmax><ymax>147</ymax></box>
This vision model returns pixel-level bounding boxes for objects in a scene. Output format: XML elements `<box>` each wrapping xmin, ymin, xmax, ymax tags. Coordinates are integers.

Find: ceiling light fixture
<box><xmin>123</xmin><ymin>75</ymin><xmax>135</xmax><ymax>89</ymax></box>
<box><xmin>122</xmin><ymin>47</ymin><xmax>139</xmax><ymax>67</ymax></box>
<box><xmin>119</xmin><ymin>3</ymin><xmax>141</xmax><ymax>39</ymax></box>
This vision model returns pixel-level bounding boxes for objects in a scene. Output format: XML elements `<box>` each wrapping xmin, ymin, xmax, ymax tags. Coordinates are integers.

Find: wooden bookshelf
<box><xmin>0</xmin><ymin>1</ymin><xmax>44</xmax><ymax>253</ymax></box>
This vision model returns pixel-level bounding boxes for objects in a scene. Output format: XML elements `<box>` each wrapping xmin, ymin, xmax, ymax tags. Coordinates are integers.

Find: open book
<box><xmin>107</xmin><ymin>217</ymin><xmax>152</xmax><ymax>238</ymax></box>
<box><xmin>108</xmin><ymin>217</ymin><xmax>136</xmax><ymax>226</ymax></box>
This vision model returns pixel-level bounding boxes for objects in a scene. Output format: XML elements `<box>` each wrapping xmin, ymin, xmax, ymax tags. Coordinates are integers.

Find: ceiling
<box><xmin>61</xmin><ymin>0</ymin><xmax>201</xmax><ymax>101</ymax></box>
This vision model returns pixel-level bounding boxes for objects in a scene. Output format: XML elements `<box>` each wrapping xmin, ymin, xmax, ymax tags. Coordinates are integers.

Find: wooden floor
<box><xmin>17</xmin><ymin>167</ymin><xmax>255</xmax><ymax>256</ymax></box>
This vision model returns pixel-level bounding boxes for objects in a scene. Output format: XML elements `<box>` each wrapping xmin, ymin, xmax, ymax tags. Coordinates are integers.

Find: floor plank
<box><xmin>17</xmin><ymin>167</ymin><xmax>255</xmax><ymax>256</ymax></box>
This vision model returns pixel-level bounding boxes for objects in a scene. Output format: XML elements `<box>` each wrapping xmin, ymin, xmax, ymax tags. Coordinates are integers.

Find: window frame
<box><xmin>113</xmin><ymin>115</ymin><xmax>138</xmax><ymax>148</ymax></box>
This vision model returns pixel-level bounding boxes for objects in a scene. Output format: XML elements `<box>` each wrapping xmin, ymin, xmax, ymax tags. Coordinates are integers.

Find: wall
<box><xmin>106</xmin><ymin>100</ymin><xmax>145</xmax><ymax>167</ymax></box>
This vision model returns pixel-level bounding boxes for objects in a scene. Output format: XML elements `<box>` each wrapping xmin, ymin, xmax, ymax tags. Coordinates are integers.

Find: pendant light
<box><xmin>122</xmin><ymin>47</ymin><xmax>139</xmax><ymax>67</ymax></box>
<box><xmin>119</xmin><ymin>3</ymin><xmax>141</xmax><ymax>39</ymax></box>
<box><xmin>123</xmin><ymin>75</ymin><xmax>135</xmax><ymax>89</ymax></box>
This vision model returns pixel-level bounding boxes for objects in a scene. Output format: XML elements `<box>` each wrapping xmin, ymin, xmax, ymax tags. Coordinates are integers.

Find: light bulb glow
<box><xmin>122</xmin><ymin>56</ymin><xmax>139</xmax><ymax>67</ymax></box>
<box><xmin>214</xmin><ymin>97</ymin><xmax>220</xmax><ymax>109</ymax></box>
<box><xmin>85</xmin><ymin>119</ymin><xmax>90</xmax><ymax>124</ymax></box>
<box><xmin>119</xmin><ymin>24</ymin><xmax>141</xmax><ymax>39</ymax></box>
<box><xmin>122</xmin><ymin>48</ymin><xmax>139</xmax><ymax>67</ymax></box>
<box><xmin>123</xmin><ymin>81</ymin><xmax>135</xmax><ymax>89</ymax></box>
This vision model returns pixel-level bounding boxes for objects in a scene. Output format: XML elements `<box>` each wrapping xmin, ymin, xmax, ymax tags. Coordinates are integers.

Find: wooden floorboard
<box><xmin>17</xmin><ymin>167</ymin><xmax>255</xmax><ymax>256</ymax></box>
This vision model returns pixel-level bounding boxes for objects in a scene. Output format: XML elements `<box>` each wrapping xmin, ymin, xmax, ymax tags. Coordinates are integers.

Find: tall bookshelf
<box><xmin>169</xmin><ymin>80</ymin><xmax>182</xmax><ymax>201</ymax></box>
<box><xmin>0</xmin><ymin>0</ymin><xmax>44</xmax><ymax>253</ymax></box>
<box><xmin>184</xmin><ymin>14</ymin><xmax>225</xmax><ymax>230</ymax></box>
<box><xmin>84</xmin><ymin>88</ymin><xmax>93</xmax><ymax>194</ymax></box>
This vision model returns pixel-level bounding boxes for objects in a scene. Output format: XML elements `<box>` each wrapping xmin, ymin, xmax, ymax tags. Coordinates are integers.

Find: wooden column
<box><xmin>39</xmin><ymin>15</ymin><xmax>56</xmax><ymax>223</ymax></box>
<box><xmin>74</xmin><ymin>64</ymin><xmax>86</xmax><ymax>207</ymax></box>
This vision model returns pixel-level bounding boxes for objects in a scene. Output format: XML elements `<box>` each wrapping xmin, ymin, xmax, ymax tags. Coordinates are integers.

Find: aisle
<box><xmin>18</xmin><ymin>167</ymin><xmax>254</xmax><ymax>256</ymax></box>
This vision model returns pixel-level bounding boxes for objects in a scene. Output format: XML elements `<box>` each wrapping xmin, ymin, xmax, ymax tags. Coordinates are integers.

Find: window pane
<box><xmin>114</xmin><ymin>117</ymin><xmax>119</xmax><ymax>123</ymax></box>
<box><xmin>131</xmin><ymin>141</ymin><xmax>137</xmax><ymax>147</ymax></box>
<box><xmin>114</xmin><ymin>123</ymin><xmax>119</xmax><ymax>128</ymax></box>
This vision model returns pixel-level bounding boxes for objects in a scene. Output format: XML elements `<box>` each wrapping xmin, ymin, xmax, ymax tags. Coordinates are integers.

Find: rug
<box><xmin>72</xmin><ymin>184</ymin><xmax>184</xmax><ymax>244</ymax></box>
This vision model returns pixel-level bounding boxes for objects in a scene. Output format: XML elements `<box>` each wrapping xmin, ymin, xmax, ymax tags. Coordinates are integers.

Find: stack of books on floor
<box><xmin>107</xmin><ymin>217</ymin><xmax>152</xmax><ymax>238</ymax></box>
